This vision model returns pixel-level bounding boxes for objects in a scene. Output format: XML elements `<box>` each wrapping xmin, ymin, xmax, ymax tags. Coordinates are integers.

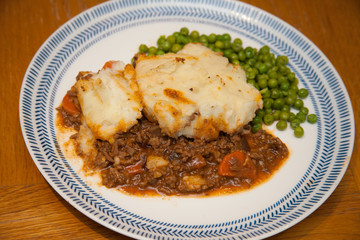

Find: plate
<box><xmin>19</xmin><ymin>0</ymin><xmax>355</xmax><ymax>239</ymax></box>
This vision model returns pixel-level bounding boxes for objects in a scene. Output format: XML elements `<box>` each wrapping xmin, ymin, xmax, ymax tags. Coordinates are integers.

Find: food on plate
<box><xmin>57</xmin><ymin>35</ymin><xmax>291</xmax><ymax>196</ymax></box>
<box><xmin>74</xmin><ymin>61</ymin><xmax>142</xmax><ymax>143</ymax></box>
<box><xmin>135</xmin><ymin>43</ymin><xmax>262</xmax><ymax>140</ymax></box>
<box><xmin>138</xmin><ymin>28</ymin><xmax>318</xmax><ymax>137</ymax></box>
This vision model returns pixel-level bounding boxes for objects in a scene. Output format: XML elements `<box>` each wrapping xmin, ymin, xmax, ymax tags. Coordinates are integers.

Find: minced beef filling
<box><xmin>58</xmin><ymin>87</ymin><xmax>288</xmax><ymax>196</ymax></box>
<box><xmin>94</xmin><ymin>119</ymin><xmax>288</xmax><ymax>195</ymax></box>
<box><xmin>57</xmin><ymin>88</ymin><xmax>82</xmax><ymax>130</ymax></box>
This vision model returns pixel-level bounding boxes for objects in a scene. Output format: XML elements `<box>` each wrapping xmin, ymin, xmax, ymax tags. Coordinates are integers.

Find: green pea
<box><xmin>273</xmin><ymin>110</ymin><xmax>281</xmax><ymax>120</ymax></box>
<box><xmin>280</xmin><ymin>111</ymin><xmax>290</xmax><ymax>120</ymax></box>
<box><xmin>263</xmin><ymin>114</ymin><xmax>274</xmax><ymax>125</ymax></box>
<box><xmin>261</xmin><ymin>88</ymin><xmax>271</xmax><ymax>98</ymax></box>
<box><xmin>254</xmin><ymin>61</ymin><xmax>261</xmax><ymax>70</ymax></box>
<box><xmin>252</xmin><ymin>123</ymin><xmax>262</xmax><ymax>133</ymax></box>
<box><xmin>285</xmin><ymin>95</ymin><xmax>296</xmax><ymax>106</ymax></box>
<box><xmin>294</xmin><ymin>126</ymin><xmax>304</xmax><ymax>137</ymax></box>
<box><xmin>287</xmin><ymin>72</ymin><xmax>296</xmax><ymax>81</ymax></box>
<box><xmin>232</xmin><ymin>60</ymin><xmax>240</xmax><ymax>65</ymax></box>
<box><xmin>243</xmin><ymin>64</ymin><xmax>251</xmax><ymax>70</ymax></box>
<box><xmin>148</xmin><ymin>46</ymin><xmax>157</xmax><ymax>54</ymax></box>
<box><xmin>273</xmin><ymin>98</ymin><xmax>285</xmax><ymax>110</ymax></box>
<box><xmin>247</xmin><ymin>79</ymin><xmax>256</xmax><ymax>86</ymax></box>
<box><xmin>276</xmin><ymin>55</ymin><xmax>289</xmax><ymax>65</ymax></box>
<box><xmin>260</xmin><ymin>45</ymin><xmax>270</xmax><ymax>55</ymax></box>
<box><xmin>269</xmin><ymin>66</ymin><xmax>278</xmax><ymax>72</ymax></box>
<box><xmin>156</xmin><ymin>50</ymin><xmax>165</xmax><ymax>55</ymax></box>
<box><xmin>296</xmin><ymin>112</ymin><xmax>307</xmax><ymax>123</ymax></box>
<box><xmin>256</xmin><ymin>109</ymin><xmax>266</xmax><ymax>118</ymax></box>
<box><xmin>199</xmin><ymin>35</ymin><xmax>208</xmax><ymax>45</ymax></box>
<box><xmin>281</xmin><ymin>105</ymin><xmax>291</xmax><ymax>112</ymax></box>
<box><xmin>258</xmin><ymin>78</ymin><xmax>268</xmax><ymax>89</ymax></box>
<box><xmin>139</xmin><ymin>44</ymin><xmax>149</xmax><ymax>53</ymax></box>
<box><xmin>229</xmin><ymin>52</ymin><xmax>239</xmax><ymax>62</ymax></box>
<box><xmin>216</xmin><ymin>34</ymin><xmax>224</xmax><ymax>41</ymax></box>
<box><xmin>293</xmin><ymin>99</ymin><xmax>304</xmax><ymax>110</ymax></box>
<box><xmin>264</xmin><ymin>61</ymin><xmax>273</xmax><ymax>69</ymax></box>
<box><xmin>307</xmin><ymin>114</ymin><xmax>318</xmax><ymax>123</ymax></box>
<box><xmin>222</xmin><ymin>33</ymin><xmax>231</xmax><ymax>41</ymax></box>
<box><xmin>276</xmin><ymin>75</ymin><xmax>286</xmax><ymax>83</ymax></box>
<box><xmin>245</xmin><ymin>47</ymin><xmax>255</xmax><ymax>59</ymax></box>
<box><xmin>276</xmin><ymin>120</ymin><xmax>287</xmax><ymax>131</ymax></box>
<box><xmin>253</xmin><ymin>82</ymin><xmax>260</xmax><ymax>90</ymax></box>
<box><xmin>263</xmin><ymin>98</ymin><xmax>274</xmax><ymax>109</ymax></box>
<box><xmin>247</xmin><ymin>58</ymin><xmax>256</xmax><ymax>66</ymax></box>
<box><xmin>167</xmin><ymin>35</ymin><xmax>176</xmax><ymax>44</ymax></box>
<box><xmin>268</xmin><ymin>78</ymin><xmax>278</xmax><ymax>88</ymax></box>
<box><xmin>288</xmin><ymin>89</ymin><xmax>298</xmax><ymax>98</ymax></box>
<box><xmin>280</xmin><ymin>81</ymin><xmax>290</xmax><ymax>91</ymax></box>
<box><xmin>208</xmin><ymin>33</ymin><xmax>217</xmax><ymax>43</ymax></box>
<box><xmin>298</xmin><ymin>88</ymin><xmax>309</xmax><ymax>98</ymax></box>
<box><xmin>176</xmin><ymin>35</ymin><xmax>188</xmax><ymax>44</ymax></box>
<box><xmin>268</xmin><ymin>71</ymin><xmax>278</xmax><ymax>79</ymax></box>
<box><xmin>233</xmin><ymin>38</ymin><xmax>242</xmax><ymax>45</ymax></box>
<box><xmin>263</xmin><ymin>54</ymin><xmax>272</xmax><ymax>62</ymax></box>
<box><xmin>171</xmin><ymin>43</ymin><xmax>182</xmax><ymax>53</ymax></box>
<box><xmin>190</xmin><ymin>30</ymin><xmax>200</xmax><ymax>39</ymax></box>
<box><xmin>246</xmin><ymin>69</ymin><xmax>256</xmax><ymax>79</ymax></box>
<box><xmin>252</xmin><ymin>115</ymin><xmax>263</xmax><ymax>125</ymax></box>
<box><xmin>259</xmin><ymin>63</ymin><xmax>269</xmax><ymax>73</ymax></box>
<box><xmin>282</xmin><ymin>90</ymin><xmax>289</xmax><ymax>97</ymax></box>
<box><xmin>283</xmin><ymin>66</ymin><xmax>291</xmax><ymax>75</ymax></box>
<box><xmin>300</xmin><ymin>107</ymin><xmax>309</xmax><ymax>115</ymax></box>
<box><xmin>290</xmin><ymin>84</ymin><xmax>299</xmax><ymax>92</ymax></box>
<box><xmin>215</xmin><ymin>40</ymin><xmax>225</xmax><ymax>49</ymax></box>
<box><xmin>290</xmin><ymin>119</ymin><xmax>301</xmax><ymax>129</ymax></box>
<box><xmin>292</xmin><ymin>77</ymin><xmax>299</xmax><ymax>85</ymax></box>
<box><xmin>238</xmin><ymin>51</ymin><xmax>246</xmax><ymax>61</ymax></box>
<box><xmin>271</xmin><ymin>89</ymin><xmax>281</xmax><ymax>99</ymax></box>
<box><xmin>224</xmin><ymin>41</ymin><xmax>232</xmax><ymax>49</ymax></box>
<box><xmin>265</xmin><ymin>108</ymin><xmax>273</xmax><ymax>114</ymax></box>
<box><xmin>172</xmin><ymin>32</ymin><xmax>180</xmax><ymax>38</ymax></box>
<box><xmin>231</xmin><ymin>42</ymin><xmax>242</xmax><ymax>52</ymax></box>
<box><xmin>160</xmin><ymin>40</ymin><xmax>172</xmax><ymax>52</ymax></box>
<box><xmin>157</xmin><ymin>35</ymin><xmax>166</xmax><ymax>45</ymax></box>
<box><xmin>223</xmin><ymin>49</ymin><xmax>233</xmax><ymax>58</ymax></box>
<box><xmin>180</xmin><ymin>27</ymin><xmax>189</xmax><ymax>36</ymax></box>
<box><xmin>288</xmin><ymin>112</ymin><xmax>296</xmax><ymax>122</ymax></box>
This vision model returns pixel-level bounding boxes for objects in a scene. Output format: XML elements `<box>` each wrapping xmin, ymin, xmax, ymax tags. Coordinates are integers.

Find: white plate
<box><xmin>19</xmin><ymin>0</ymin><xmax>355</xmax><ymax>239</ymax></box>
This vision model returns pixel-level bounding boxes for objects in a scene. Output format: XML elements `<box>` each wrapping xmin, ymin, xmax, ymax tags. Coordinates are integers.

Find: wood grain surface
<box><xmin>1</xmin><ymin>0</ymin><xmax>359</xmax><ymax>239</ymax></box>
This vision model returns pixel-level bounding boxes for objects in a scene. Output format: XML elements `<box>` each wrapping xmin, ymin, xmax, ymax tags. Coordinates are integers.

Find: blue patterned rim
<box><xmin>19</xmin><ymin>0</ymin><xmax>354</xmax><ymax>239</ymax></box>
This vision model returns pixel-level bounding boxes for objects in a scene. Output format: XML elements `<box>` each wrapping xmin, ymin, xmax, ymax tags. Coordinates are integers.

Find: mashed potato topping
<box><xmin>135</xmin><ymin>43</ymin><xmax>263</xmax><ymax>140</ymax></box>
<box><xmin>75</xmin><ymin>61</ymin><xmax>142</xmax><ymax>143</ymax></box>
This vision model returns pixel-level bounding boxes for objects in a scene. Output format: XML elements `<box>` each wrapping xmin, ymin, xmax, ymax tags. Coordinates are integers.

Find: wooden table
<box><xmin>1</xmin><ymin>0</ymin><xmax>359</xmax><ymax>239</ymax></box>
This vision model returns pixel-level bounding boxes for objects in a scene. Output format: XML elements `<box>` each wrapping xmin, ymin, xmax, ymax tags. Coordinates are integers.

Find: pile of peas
<box><xmin>138</xmin><ymin>27</ymin><xmax>318</xmax><ymax>138</ymax></box>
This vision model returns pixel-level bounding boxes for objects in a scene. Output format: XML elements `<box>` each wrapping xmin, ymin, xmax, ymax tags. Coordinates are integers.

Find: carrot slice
<box><xmin>102</xmin><ymin>60</ymin><xmax>117</xmax><ymax>70</ymax></box>
<box><xmin>125</xmin><ymin>159</ymin><xmax>145</xmax><ymax>175</ymax></box>
<box><xmin>62</xmin><ymin>93</ymin><xmax>79</xmax><ymax>115</ymax></box>
<box><xmin>218</xmin><ymin>150</ymin><xmax>256</xmax><ymax>178</ymax></box>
